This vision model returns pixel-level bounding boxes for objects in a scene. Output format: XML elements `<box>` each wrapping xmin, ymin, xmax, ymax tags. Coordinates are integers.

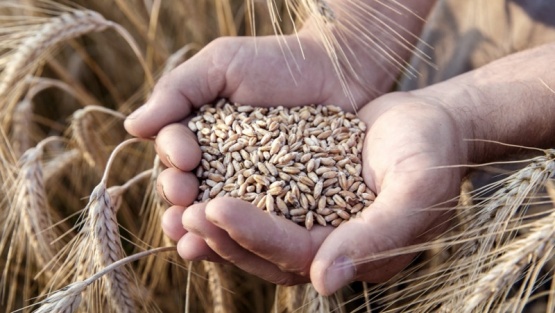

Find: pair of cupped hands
<box><xmin>124</xmin><ymin>34</ymin><xmax>467</xmax><ymax>295</ymax></box>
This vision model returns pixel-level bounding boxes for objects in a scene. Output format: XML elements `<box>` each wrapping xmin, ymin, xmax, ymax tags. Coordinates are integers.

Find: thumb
<box><xmin>310</xmin><ymin>180</ymin><xmax>450</xmax><ymax>296</ymax></box>
<box><xmin>124</xmin><ymin>37</ymin><xmax>239</xmax><ymax>138</ymax></box>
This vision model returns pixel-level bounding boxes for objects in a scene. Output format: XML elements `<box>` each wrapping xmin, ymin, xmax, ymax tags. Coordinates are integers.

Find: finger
<box><xmin>205</xmin><ymin>197</ymin><xmax>331</xmax><ymax>275</ymax></box>
<box><xmin>157</xmin><ymin>168</ymin><xmax>199</xmax><ymax>206</ymax></box>
<box><xmin>124</xmin><ymin>38</ymin><xmax>231</xmax><ymax>138</ymax></box>
<box><xmin>310</xmin><ymin>178</ymin><xmax>453</xmax><ymax>296</ymax></box>
<box><xmin>177</xmin><ymin>232</ymin><xmax>226</xmax><ymax>263</ymax></box>
<box><xmin>183</xmin><ymin>201</ymin><xmax>306</xmax><ymax>285</ymax></box>
<box><xmin>155</xmin><ymin>123</ymin><xmax>201</xmax><ymax>171</ymax></box>
<box><xmin>161</xmin><ymin>205</ymin><xmax>187</xmax><ymax>241</ymax></box>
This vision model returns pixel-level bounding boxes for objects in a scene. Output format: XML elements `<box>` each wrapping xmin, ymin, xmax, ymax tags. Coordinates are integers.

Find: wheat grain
<box><xmin>190</xmin><ymin>100</ymin><xmax>374</xmax><ymax>229</ymax></box>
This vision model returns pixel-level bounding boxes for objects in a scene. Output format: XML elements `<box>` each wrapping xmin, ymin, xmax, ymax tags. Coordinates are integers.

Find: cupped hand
<box><xmin>159</xmin><ymin>91</ymin><xmax>469</xmax><ymax>295</ymax></box>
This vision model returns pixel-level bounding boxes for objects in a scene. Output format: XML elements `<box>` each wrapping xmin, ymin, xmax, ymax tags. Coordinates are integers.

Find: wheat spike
<box><xmin>356</xmin><ymin>151</ymin><xmax>555</xmax><ymax>312</ymax></box>
<box><xmin>0</xmin><ymin>10</ymin><xmax>113</xmax><ymax>130</ymax></box>
<box><xmin>33</xmin><ymin>282</ymin><xmax>85</xmax><ymax>313</ymax></box>
<box><xmin>87</xmin><ymin>183</ymin><xmax>137</xmax><ymax>313</ymax></box>
<box><xmin>203</xmin><ymin>261</ymin><xmax>236</xmax><ymax>313</ymax></box>
<box><xmin>0</xmin><ymin>137</ymin><xmax>64</xmax><ymax>311</ymax></box>
<box><xmin>462</xmin><ymin>208</ymin><xmax>555</xmax><ymax>313</ymax></box>
<box><xmin>46</xmin><ymin>139</ymin><xmax>151</xmax><ymax>312</ymax></box>
<box><xmin>438</xmin><ymin>152</ymin><xmax>555</xmax><ymax>310</ymax></box>
<box><xmin>69</xmin><ymin>105</ymin><xmax>126</xmax><ymax>170</ymax></box>
<box><xmin>32</xmin><ymin>247</ymin><xmax>174</xmax><ymax>313</ymax></box>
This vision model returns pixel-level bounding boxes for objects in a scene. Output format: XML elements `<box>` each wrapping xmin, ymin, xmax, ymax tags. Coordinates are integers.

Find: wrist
<box><xmin>410</xmin><ymin>42</ymin><xmax>555</xmax><ymax>164</ymax></box>
<box><xmin>409</xmin><ymin>82</ymin><xmax>480</xmax><ymax>165</ymax></box>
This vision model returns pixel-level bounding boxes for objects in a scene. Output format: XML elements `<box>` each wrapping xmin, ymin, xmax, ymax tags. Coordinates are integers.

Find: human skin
<box><xmin>124</xmin><ymin>1</ymin><xmax>555</xmax><ymax>295</ymax></box>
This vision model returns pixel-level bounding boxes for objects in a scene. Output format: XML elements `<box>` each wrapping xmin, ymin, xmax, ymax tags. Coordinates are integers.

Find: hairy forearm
<box><xmin>413</xmin><ymin>42</ymin><xmax>555</xmax><ymax>163</ymax></box>
<box><xmin>299</xmin><ymin>0</ymin><xmax>438</xmax><ymax>97</ymax></box>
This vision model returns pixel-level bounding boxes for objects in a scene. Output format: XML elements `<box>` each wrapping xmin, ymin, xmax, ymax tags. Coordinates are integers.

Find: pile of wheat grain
<box><xmin>190</xmin><ymin>99</ymin><xmax>375</xmax><ymax>230</ymax></box>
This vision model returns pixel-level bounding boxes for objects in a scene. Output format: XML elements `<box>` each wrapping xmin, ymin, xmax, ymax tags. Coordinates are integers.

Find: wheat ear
<box><xmin>437</xmin><ymin>151</ymin><xmax>555</xmax><ymax>310</ymax></box>
<box><xmin>0</xmin><ymin>10</ymin><xmax>113</xmax><ymax>128</ymax></box>
<box><xmin>87</xmin><ymin>183</ymin><xmax>138</xmax><ymax>313</ymax></box>
<box><xmin>87</xmin><ymin>138</ymin><xmax>147</xmax><ymax>313</ymax></box>
<box><xmin>462</xmin><ymin>208</ymin><xmax>555</xmax><ymax>313</ymax></box>
<box><xmin>359</xmin><ymin>151</ymin><xmax>555</xmax><ymax>312</ymax></box>
<box><xmin>0</xmin><ymin>137</ymin><xmax>65</xmax><ymax>311</ymax></box>
<box><xmin>69</xmin><ymin>105</ymin><xmax>126</xmax><ymax>170</ymax></box>
<box><xmin>46</xmin><ymin>139</ymin><xmax>147</xmax><ymax>312</ymax></box>
<box><xmin>203</xmin><ymin>261</ymin><xmax>236</xmax><ymax>313</ymax></box>
<box><xmin>32</xmin><ymin>247</ymin><xmax>174</xmax><ymax>313</ymax></box>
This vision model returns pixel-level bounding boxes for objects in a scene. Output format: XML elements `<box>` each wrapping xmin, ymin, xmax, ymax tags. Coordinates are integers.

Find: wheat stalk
<box><xmin>275</xmin><ymin>283</ymin><xmax>344</xmax><ymax>313</ymax></box>
<box><xmin>276</xmin><ymin>285</ymin><xmax>304</xmax><ymax>312</ymax></box>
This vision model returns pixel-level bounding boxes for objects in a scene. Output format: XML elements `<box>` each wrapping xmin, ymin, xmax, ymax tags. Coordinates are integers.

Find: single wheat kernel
<box><xmin>324</xmin><ymin>213</ymin><xmax>339</xmax><ymax>222</ymax></box>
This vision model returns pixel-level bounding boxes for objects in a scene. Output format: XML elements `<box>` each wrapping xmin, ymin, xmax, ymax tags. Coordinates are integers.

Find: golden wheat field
<box><xmin>1</xmin><ymin>0</ymin><xmax>555</xmax><ymax>312</ymax></box>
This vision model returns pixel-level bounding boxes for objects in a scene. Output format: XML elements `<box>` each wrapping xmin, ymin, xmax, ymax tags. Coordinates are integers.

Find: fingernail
<box><xmin>158</xmin><ymin>182</ymin><xmax>174</xmax><ymax>206</ymax></box>
<box><xmin>325</xmin><ymin>256</ymin><xmax>355</xmax><ymax>293</ymax></box>
<box><xmin>127</xmin><ymin>104</ymin><xmax>147</xmax><ymax>120</ymax></box>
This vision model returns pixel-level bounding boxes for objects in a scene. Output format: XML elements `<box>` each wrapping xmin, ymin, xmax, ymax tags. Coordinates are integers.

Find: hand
<box><xmin>123</xmin><ymin>33</ymin><xmax>390</xmax><ymax>286</ymax></box>
<box><xmin>124</xmin><ymin>16</ymin><xmax>462</xmax><ymax>295</ymax></box>
<box><xmin>158</xmin><ymin>92</ymin><xmax>468</xmax><ymax>295</ymax></box>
